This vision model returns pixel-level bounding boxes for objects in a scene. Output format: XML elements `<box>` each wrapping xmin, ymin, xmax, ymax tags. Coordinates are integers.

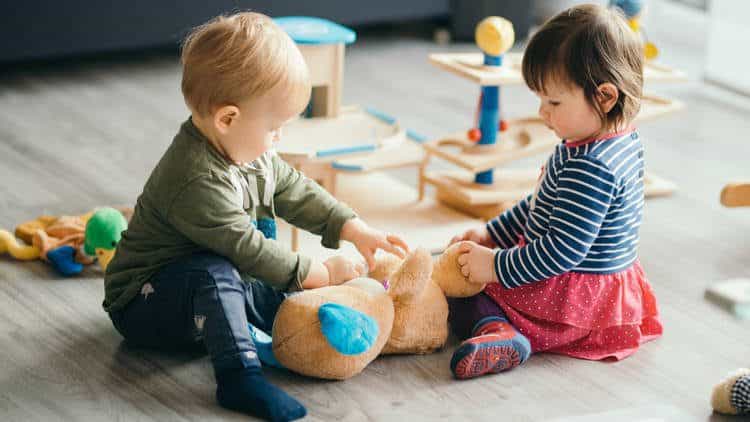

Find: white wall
<box><xmin>706</xmin><ymin>0</ymin><xmax>750</xmax><ymax>95</ymax></box>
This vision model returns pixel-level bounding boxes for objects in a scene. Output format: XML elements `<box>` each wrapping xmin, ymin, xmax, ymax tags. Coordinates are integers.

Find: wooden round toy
<box><xmin>475</xmin><ymin>16</ymin><xmax>515</xmax><ymax>57</ymax></box>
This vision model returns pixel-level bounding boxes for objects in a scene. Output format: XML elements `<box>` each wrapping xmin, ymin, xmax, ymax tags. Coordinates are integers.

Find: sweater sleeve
<box><xmin>167</xmin><ymin>175</ymin><xmax>309</xmax><ymax>292</ymax></box>
<box><xmin>486</xmin><ymin>195</ymin><xmax>532</xmax><ymax>249</ymax></box>
<box><xmin>494</xmin><ymin>156</ymin><xmax>617</xmax><ymax>289</ymax></box>
<box><xmin>271</xmin><ymin>152</ymin><xmax>357</xmax><ymax>249</ymax></box>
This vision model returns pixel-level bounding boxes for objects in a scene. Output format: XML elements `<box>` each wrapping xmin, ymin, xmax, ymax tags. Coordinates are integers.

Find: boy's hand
<box><xmin>456</xmin><ymin>242</ymin><xmax>499</xmax><ymax>285</ymax></box>
<box><xmin>323</xmin><ymin>255</ymin><xmax>365</xmax><ymax>286</ymax></box>
<box><xmin>450</xmin><ymin>226</ymin><xmax>495</xmax><ymax>248</ymax></box>
<box><xmin>340</xmin><ymin>218</ymin><xmax>409</xmax><ymax>271</ymax></box>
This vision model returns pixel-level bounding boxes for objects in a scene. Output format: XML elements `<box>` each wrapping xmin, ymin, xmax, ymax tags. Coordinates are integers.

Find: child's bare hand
<box><xmin>323</xmin><ymin>255</ymin><xmax>365</xmax><ymax>286</ymax></box>
<box><xmin>449</xmin><ymin>226</ymin><xmax>495</xmax><ymax>248</ymax></box>
<box><xmin>340</xmin><ymin>218</ymin><xmax>409</xmax><ymax>271</ymax></box>
<box><xmin>456</xmin><ymin>242</ymin><xmax>499</xmax><ymax>285</ymax></box>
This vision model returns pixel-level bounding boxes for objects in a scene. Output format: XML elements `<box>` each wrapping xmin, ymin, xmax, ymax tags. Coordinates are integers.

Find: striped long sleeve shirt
<box><xmin>487</xmin><ymin>130</ymin><xmax>645</xmax><ymax>289</ymax></box>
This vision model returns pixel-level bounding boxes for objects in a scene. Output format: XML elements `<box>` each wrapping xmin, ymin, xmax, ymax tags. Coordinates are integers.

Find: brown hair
<box><xmin>181</xmin><ymin>12</ymin><xmax>311</xmax><ymax>117</ymax></box>
<box><xmin>522</xmin><ymin>4</ymin><xmax>644</xmax><ymax>131</ymax></box>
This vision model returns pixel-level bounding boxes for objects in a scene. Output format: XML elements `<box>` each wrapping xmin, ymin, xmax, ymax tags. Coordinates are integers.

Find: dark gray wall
<box><xmin>1</xmin><ymin>0</ymin><xmax>451</xmax><ymax>63</ymax></box>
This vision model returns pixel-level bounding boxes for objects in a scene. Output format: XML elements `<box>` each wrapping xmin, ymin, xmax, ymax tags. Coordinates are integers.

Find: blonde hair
<box><xmin>522</xmin><ymin>4</ymin><xmax>644</xmax><ymax>131</ymax></box>
<box><xmin>181</xmin><ymin>12</ymin><xmax>311</xmax><ymax>117</ymax></box>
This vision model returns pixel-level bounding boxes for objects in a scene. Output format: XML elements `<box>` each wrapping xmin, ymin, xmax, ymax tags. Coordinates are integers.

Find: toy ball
<box><xmin>467</xmin><ymin>128</ymin><xmax>482</xmax><ymax>142</ymax></box>
<box><xmin>475</xmin><ymin>16</ymin><xmax>515</xmax><ymax>57</ymax></box>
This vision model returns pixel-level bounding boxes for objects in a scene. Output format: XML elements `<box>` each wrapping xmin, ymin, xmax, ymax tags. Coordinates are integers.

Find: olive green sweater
<box><xmin>103</xmin><ymin>118</ymin><xmax>356</xmax><ymax>313</ymax></box>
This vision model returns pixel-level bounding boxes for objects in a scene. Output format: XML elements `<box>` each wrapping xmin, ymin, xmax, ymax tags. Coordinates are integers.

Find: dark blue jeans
<box><xmin>109</xmin><ymin>252</ymin><xmax>288</xmax><ymax>375</ymax></box>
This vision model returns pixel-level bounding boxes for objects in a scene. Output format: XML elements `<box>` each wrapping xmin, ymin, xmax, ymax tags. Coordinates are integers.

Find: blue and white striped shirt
<box><xmin>487</xmin><ymin>130</ymin><xmax>645</xmax><ymax>289</ymax></box>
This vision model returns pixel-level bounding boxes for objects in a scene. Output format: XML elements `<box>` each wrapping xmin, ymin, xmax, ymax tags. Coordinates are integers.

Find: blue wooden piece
<box><xmin>475</xmin><ymin>53</ymin><xmax>503</xmax><ymax>185</ymax></box>
<box><xmin>316</xmin><ymin>144</ymin><xmax>377</xmax><ymax>158</ymax></box>
<box><xmin>274</xmin><ymin>16</ymin><xmax>356</xmax><ymax>45</ymax></box>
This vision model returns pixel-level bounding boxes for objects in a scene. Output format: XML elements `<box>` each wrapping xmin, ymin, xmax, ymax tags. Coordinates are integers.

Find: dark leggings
<box><xmin>109</xmin><ymin>252</ymin><xmax>288</xmax><ymax>375</ymax></box>
<box><xmin>447</xmin><ymin>292</ymin><xmax>508</xmax><ymax>340</ymax></box>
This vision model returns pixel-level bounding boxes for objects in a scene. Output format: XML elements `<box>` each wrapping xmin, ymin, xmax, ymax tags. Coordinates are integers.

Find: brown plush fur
<box><xmin>271</xmin><ymin>242</ymin><xmax>485</xmax><ymax>379</ymax></box>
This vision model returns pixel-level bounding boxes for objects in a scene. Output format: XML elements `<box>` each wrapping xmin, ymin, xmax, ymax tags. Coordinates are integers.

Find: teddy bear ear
<box><xmin>433</xmin><ymin>241</ymin><xmax>486</xmax><ymax>298</ymax></box>
<box><xmin>387</xmin><ymin>248</ymin><xmax>433</xmax><ymax>301</ymax></box>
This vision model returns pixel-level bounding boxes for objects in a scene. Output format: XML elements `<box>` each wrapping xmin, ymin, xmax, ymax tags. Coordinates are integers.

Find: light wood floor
<box><xmin>1</xmin><ymin>3</ymin><xmax>749</xmax><ymax>421</ymax></box>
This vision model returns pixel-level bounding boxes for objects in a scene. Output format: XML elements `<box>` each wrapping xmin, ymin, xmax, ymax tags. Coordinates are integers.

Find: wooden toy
<box><xmin>275</xmin><ymin>17</ymin><xmax>427</xmax><ymax>250</ymax></box>
<box><xmin>420</xmin><ymin>15</ymin><xmax>686</xmax><ymax>220</ymax></box>
<box><xmin>720</xmin><ymin>183</ymin><xmax>750</xmax><ymax>207</ymax></box>
<box><xmin>610</xmin><ymin>0</ymin><xmax>660</xmax><ymax>60</ymax></box>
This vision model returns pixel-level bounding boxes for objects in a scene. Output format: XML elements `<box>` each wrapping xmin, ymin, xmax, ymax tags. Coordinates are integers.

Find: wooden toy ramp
<box><xmin>428</xmin><ymin>52</ymin><xmax>688</xmax><ymax>86</ymax></box>
<box><xmin>421</xmin><ymin>118</ymin><xmax>559</xmax><ymax>174</ymax></box>
<box><xmin>422</xmin><ymin>168</ymin><xmax>539</xmax><ymax>220</ymax></box>
<box><xmin>277</xmin><ymin>172</ymin><xmax>482</xmax><ymax>260</ymax></box>
<box><xmin>278</xmin><ymin>105</ymin><xmax>407</xmax><ymax>160</ymax></box>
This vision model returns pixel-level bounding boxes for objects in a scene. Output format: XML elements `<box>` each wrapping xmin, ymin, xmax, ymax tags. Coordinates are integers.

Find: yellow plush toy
<box><xmin>270</xmin><ymin>242</ymin><xmax>484</xmax><ymax>379</ymax></box>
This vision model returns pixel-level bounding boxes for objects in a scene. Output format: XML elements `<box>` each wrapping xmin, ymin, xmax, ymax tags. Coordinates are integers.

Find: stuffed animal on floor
<box><xmin>271</xmin><ymin>277</ymin><xmax>395</xmax><ymax>379</ymax></box>
<box><xmin>368</xmin><ymin>242</ymin><xmax>486</xmax><ymax>354</ymax></box>
<box><xmin>711</xmin><ymin>368</ymin><xmax>750</xmax><ymax>416</ymax></box>
<box><xmin>270</xmin><ymin>241</ymin><xmax>485</xmax><ymax>379</ymax></box>
<box><xmin>0</xmin><ymin>207</ymin><xmax>129</xmax><ymax>276</ymax></box>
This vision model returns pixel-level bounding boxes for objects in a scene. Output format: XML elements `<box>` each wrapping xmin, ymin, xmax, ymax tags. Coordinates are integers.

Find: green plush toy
<box><xmin>84</xmin><ymin>207</ymin><xmax>128</xmax><ymax>271</ymax></box>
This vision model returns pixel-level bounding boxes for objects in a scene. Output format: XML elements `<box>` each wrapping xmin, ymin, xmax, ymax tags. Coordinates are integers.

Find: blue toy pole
<box><xmin>475</xmin><ymin>53</ymin><xmax>502</xmax><ymax>185</ymax></box>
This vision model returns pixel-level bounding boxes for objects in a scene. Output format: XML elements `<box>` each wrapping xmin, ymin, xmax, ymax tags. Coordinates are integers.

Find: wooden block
<box><xmin>429</xmin><ymin>52</ymin><xmax>688</xmax><ymax>86</ymax></box>
<box><xmin>720</xmin><ymin>183</ymin><xmax>750</xmax><ymax>207</ymax></box>
<box><xmin>422</xmin><ymin>118</ymin><xmax>558</xmax><ymax>174</ymax></box>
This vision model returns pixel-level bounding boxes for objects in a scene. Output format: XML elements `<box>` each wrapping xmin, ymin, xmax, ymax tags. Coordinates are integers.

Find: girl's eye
<box><xmin>549</xmin><ymin>101</ymin><xmax>561</xmax><ymax>106</ymax></box>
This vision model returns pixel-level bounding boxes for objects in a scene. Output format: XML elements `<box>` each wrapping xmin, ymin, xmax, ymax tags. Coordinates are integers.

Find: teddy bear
<box><xmin>270</xmin><ymin>241</ymin><xmax>485</xmax><ymax>379</ymax></box>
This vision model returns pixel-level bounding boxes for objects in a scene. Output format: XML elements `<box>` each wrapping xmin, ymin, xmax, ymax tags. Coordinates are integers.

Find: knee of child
<box><xmin>191</xmin><ymin>253</ymin><xmax>243</xmax><ymax>287</ymax></box>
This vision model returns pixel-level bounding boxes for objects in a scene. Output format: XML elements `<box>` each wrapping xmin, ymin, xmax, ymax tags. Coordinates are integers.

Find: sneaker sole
<box><xmin>452</xmin><ymin>342</ymin><xmax>521</xmax><ymax>379</ymax></box>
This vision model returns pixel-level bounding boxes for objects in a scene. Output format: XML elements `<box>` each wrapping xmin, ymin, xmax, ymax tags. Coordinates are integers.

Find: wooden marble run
<box><xmin>275</xmin><ymin>17</ymin><xmax>426</xmax><ymax>194</ymax></box>
<box><xmin>419</xmin><ymin>14</ymin><xmax>686</xmax><ymax>220</ymax></box>
<box><xmin>275</xmin><ymin>17</ymin><xmax>426</xmax><ymax>250</ymax></box>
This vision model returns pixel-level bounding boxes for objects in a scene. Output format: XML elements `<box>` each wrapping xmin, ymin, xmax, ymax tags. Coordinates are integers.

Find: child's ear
<box><xmin>214</xmin><ymin>105</ymin><xmax>240</xmax><ymax>134</ymax></box>
<box><xmin>596</xmin><ymin>83</ymin><xmax>619</xmax><ymax>114</ymax></box>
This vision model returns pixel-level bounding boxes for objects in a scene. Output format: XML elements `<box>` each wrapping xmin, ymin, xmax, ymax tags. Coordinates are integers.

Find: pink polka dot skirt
<box><xmin>484</xmin><ymin>261</ymin><xmax>662</xmax><ymax>361</ymax></box>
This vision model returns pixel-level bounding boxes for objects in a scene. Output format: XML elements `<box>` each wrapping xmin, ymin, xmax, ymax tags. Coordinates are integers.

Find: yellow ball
<box><xmin>475</xmin><ymin>16</ymin><xmax>515</xmax><ymax>56</ymax></box>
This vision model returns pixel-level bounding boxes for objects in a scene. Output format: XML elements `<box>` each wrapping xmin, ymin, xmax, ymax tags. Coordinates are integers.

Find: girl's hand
<box><xmin>340</xmin><ymin>218</ymin><xmax>409</xmax><ymax>271</ymax></box>
<box><xmin>457</xmin><ymin>242</ymin><xmax>500</xmax><ymax>285</ymax></box>
<box><xmin>449</xmin><ymin>226</ymin><xmax>495</xmax><ymax>248</ymax></box>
